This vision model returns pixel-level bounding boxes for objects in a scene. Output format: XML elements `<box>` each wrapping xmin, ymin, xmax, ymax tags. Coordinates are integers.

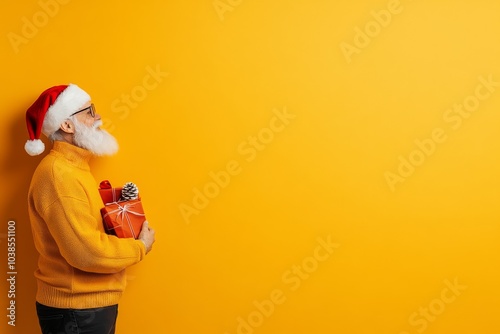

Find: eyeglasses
<box><xmin>70</xmin><ymin>103</ymin><xmax>96</xmax><ymax>118</ymax></box>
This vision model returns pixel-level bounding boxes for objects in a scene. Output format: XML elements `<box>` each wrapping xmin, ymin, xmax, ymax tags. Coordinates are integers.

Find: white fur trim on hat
<box><xmin>41</xmin><ymin>84</ymin><xmax>91</xmax><ymax>137</ymax></box>
<box><xmin>25</xmin><ymin>139</ymin><xmax>45</xmax><ymax>156</ymax></box>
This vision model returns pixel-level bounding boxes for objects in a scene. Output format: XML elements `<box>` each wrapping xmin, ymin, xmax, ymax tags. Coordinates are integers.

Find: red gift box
<box><xmin>98</xmin><ymin>180</ymin><xmax>123</xmax><ymax>204</ymax></box>
<box><xmin>101</xmin><ymin>199</ymin><xmax>146</xmax><ymax>239</ymax></box>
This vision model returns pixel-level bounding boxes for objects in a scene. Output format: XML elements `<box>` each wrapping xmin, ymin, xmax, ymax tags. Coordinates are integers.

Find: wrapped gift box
<box><xmin>99</xmin><ymin>180</ymin><xmax>123</xmax><ymax>205</ymax></box>
<box><xmin>98</xmin><ymin>180</ymin><xmax>146</xmax><ymax>239</ymax></box>
<box><xmin>101</xmin><ymin>199</ymin><xmax>146</xmax><ymax>239</ymax></box>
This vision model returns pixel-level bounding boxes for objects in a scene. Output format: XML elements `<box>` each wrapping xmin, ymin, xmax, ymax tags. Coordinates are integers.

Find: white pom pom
<box><xmin>25</xmin><ymin>139</ymin><xmax>45</xmax><ymax>156</ymax></box>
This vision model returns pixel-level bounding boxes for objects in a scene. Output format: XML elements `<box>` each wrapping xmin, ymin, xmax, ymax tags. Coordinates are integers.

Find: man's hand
<box><xmin>138</xmin><ymin>220</ymin><xmax>155</xmax><ymax>254</ymax></box>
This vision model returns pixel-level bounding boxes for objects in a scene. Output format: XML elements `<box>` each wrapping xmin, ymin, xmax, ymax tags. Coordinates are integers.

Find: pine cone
<box><xmin>121</xmin><ymin>182</ymin><xmax>139</xmax><ymax>200</ymax></box>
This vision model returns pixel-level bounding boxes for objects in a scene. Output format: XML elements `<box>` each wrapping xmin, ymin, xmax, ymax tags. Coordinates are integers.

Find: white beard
<box><xmin>72</xmin><ymin>118</ymin><xmax>119</xmax><ymax>156</ymax></box>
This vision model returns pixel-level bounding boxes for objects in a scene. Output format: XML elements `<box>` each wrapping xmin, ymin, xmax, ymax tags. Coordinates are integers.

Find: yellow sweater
<box><xmin>28</xmin><ymin>141</ymin><xmax>146</xmax><ymax>309</ymax></box>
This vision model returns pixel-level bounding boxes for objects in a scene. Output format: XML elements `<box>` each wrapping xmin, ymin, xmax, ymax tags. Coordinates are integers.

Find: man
<box><xmin>25</xmin><ymin>84</ymin><xmax>156</xmax><ymax>334</ymax></box>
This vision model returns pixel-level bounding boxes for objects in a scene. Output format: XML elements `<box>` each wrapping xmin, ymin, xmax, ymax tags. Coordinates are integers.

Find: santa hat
<box><xmin>25</xmin><ymin>84</ymin><xmax>90</xmax><ymax>156</ymax></box>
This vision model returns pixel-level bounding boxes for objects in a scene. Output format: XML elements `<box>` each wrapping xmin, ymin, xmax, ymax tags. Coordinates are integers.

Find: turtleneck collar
<box><xmin>50</xmin><ymin>141</ymin><xmax>93</xmax><ymax>170</ymax></box>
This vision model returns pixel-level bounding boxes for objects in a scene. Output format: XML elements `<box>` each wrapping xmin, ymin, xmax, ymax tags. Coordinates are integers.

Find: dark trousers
<box><xmin>36</xmin><ymin>302</ymin><xmax>118</xmax><ymax>334</ymax></box>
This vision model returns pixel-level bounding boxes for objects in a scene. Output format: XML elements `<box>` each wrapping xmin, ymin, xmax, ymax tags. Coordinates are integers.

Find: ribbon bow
<box><xmin>103</xmin><ymin>201</ymin><xmax>145</xmax><ymax>239</ymax></box>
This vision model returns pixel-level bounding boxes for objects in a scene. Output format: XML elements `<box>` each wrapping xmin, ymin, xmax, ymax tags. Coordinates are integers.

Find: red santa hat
<box><xmin>25</xmin><ymin>84</ymin><xmax>90</xmax><ymax>156</ymax></box>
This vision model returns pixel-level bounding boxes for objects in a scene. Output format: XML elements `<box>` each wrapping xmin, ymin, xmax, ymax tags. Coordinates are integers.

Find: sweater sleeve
<box><xmin>41</xmin><ymin>195</ymin><xmax>146</xmax><ymax>274</ymax></box>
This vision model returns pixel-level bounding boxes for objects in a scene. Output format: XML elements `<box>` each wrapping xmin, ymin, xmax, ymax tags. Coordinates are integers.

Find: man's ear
<box><xmin>60</xmin><ymin>119</ymin><xmax>75</xmax><ymax>134</ymax></box>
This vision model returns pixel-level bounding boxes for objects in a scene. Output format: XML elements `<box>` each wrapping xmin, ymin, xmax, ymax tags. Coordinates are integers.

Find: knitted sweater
<box><xmin>27</xmin><ymin>141</ymin><xmax>146</xmax><ymax>309</ymax></box>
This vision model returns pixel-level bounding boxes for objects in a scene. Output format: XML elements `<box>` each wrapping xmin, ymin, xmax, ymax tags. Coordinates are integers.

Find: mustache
<box><xmin>93</xmin><ymin>119</ymin><xmax>103</xmax><ymax>129</ymax></box>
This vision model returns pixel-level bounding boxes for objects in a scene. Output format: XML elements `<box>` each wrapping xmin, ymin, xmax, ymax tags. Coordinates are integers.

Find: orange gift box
<box><xmin>101</xmin><ymin>199</ymin><xmax>146</xmax><ymax>239</ymax></box>
<box><xmin>98</xmin><ymin>180</ymin><xmax>146</xmax><ymax>239</ymax></box>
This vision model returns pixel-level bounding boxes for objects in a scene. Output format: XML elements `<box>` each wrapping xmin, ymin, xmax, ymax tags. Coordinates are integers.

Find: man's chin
<box><xmin>72</xmin><ymin>117</ymin><xmax>118</xmax><ymax>156</ymax></box>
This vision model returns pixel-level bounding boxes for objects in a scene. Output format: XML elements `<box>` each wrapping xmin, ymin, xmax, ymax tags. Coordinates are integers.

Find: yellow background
<box><xmin>1</xmin><ymin>0</ymin><xmax>500</xmax><ymax>333</ymax></box>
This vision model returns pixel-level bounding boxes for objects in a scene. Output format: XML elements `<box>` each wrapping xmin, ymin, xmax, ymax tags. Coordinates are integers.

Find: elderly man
<box><xmin>25</xmin><ymin>84</ymin><xmax>156</xmax><ymax>334</ymax></box>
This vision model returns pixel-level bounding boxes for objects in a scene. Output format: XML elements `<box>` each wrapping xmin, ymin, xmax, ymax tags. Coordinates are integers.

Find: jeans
<box><xmin>36</xmin><ymin>302</ymin><xmax>118</xmax><ymax>334</ymax></box>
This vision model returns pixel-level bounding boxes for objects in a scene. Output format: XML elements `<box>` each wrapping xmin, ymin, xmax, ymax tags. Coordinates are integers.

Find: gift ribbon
<box><xmin>111</xmin><ymin>188</ymin><xmax>120</xmax><ymax>202</ymax></box>
<box><xmin>103</xmin><ymin>201</ymin><xmax>145</xmax><ymax>239</ymax></box>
